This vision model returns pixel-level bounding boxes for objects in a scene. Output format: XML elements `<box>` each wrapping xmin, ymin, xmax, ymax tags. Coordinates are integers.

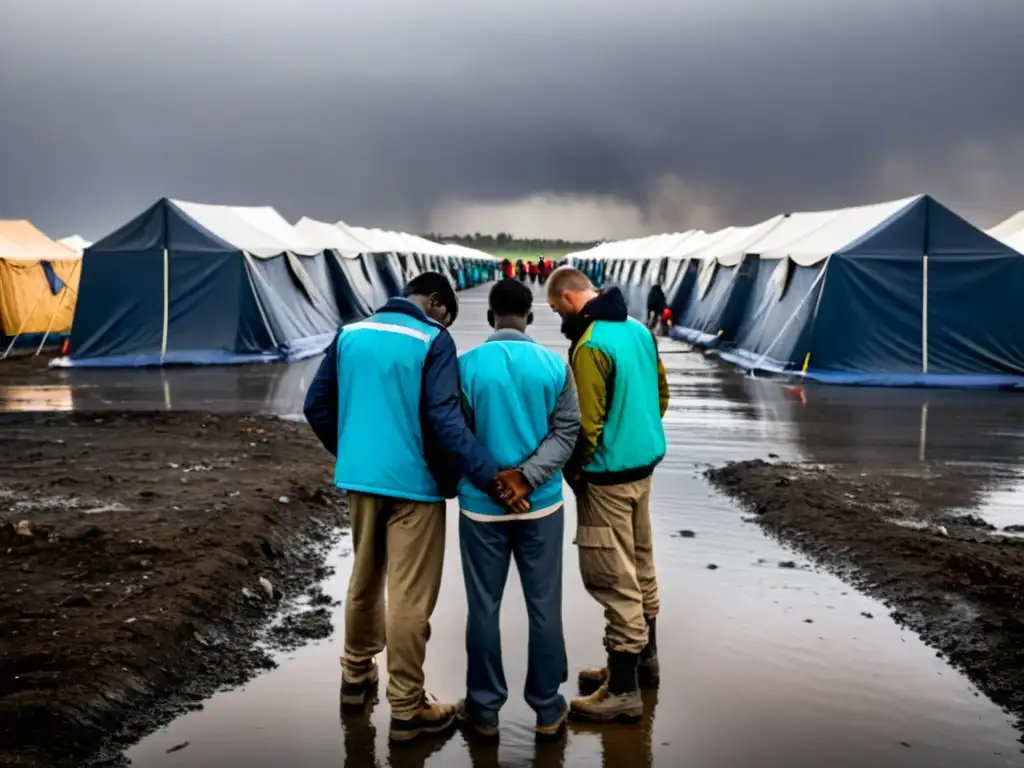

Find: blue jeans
<box><xmin>459</xmin><ymin>508</ymin><xmax>568</xmax><ymax>727</ymax></box>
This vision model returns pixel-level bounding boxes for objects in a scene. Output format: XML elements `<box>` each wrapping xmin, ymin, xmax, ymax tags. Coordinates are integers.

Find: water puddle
<box><xmin>5</xmin><ymin>285</ymin><xmax>1024</xmax><ymax>765</ymax></box>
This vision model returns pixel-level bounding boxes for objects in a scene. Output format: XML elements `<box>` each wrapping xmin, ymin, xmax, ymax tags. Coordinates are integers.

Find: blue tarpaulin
<box><xmin>59</xmin><ymin>199</ymin><xmax>354</xmax><ymax>368</ymax></box>
<box><xmin>710</xmin><ymin>195</ymin><xmax>1024</xmax><ymax>388</ymax></box>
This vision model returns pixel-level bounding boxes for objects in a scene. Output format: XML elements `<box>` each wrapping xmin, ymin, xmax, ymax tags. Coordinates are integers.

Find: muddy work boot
<box><xmin>578</xmin><ymin>618</ymin><xmax>660</xmax><ymax>695</ymax></box>
<box><xmin>455</xmin><ymin>698</ymin><xmax>499</xmax><ymax>742</ymax></box>
<box><xmin>340</xmin><ymin>660</ymin><xmax>380</xmax><ymax>711</ymax></box>
<box><xmin>570</xmin><ymin>651</ymin><xmax>643</xmax><ymax>723</ymax></box>
<box><xmin>389</xmin><ymin>694</ymin><xmax>457</xmax><ymax>744</ymax></box>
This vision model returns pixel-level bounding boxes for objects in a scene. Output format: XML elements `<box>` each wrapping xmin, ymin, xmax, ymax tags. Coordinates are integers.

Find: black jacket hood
<box><xmin>562</xmin><ymin>286</ymin><xmax>629</xmax><ymax>350</ymax></box>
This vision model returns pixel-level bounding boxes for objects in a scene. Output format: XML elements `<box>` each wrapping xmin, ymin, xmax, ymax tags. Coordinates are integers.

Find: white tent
<box><xmin>988</xmin><ymin>211</ymin><xmax>1024</xmax><ymax>243</ymax></box>
<box><xmin>293</xmin><ymin>217</ymin><xmax>366</xmax><ymax>256</ymax></box>
<box><xmin>172</xmin><ymin>200</ymin><xmax>322</xmax><ymax>258</ymax></box>
<box><xmin>57</xmin><ymin>235</ymin><xmax>92</xmax><ymax>255</ymax></box>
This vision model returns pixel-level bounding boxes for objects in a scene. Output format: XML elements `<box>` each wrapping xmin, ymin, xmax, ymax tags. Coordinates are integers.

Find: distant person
<box><xmin>500</xmin><ymin>258</ymin><xmax>513</xmax><ymax>280</ymax></box>
<box><xmin>645</xmin><ymin>285</ymin><xmax>667</xmax><ymax>333</ymax></box>
<box><xmin>455</xmin><ymin>278</ymin><xmax>581</xmax><ymax>742</ymax></box>
<box><xmin>303</xmin><ymin>272</ymin><xmax>519</xmax><ymax>745</ymax></box>
<box><xmin>545</xmin><ymin>267</ymin><xmax>669</xmax><ymax>724</ymax></box>
<box><xmin>537</xmin><ymin>256</ymin><xmax>550</xmax><ymax>285</ymax></box>
<box><xmin>527</xmin><ymin>261</ymin><xmax>538</xmax><ymax>284</ymax></box>
<box><xmin>516</xmin><ymin>259</ymin><xmax>526</xmax><ymax>281</ymax></box>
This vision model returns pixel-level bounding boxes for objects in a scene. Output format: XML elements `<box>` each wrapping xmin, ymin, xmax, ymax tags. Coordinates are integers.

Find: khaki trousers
<box><xmin>342</xmin><ymin>492</ymin><xmax>446</xmax><ymax>719</ymax></box>
<box><xmin>574</xmin><ymin>476</ymin><xmax>660</xmax><ymax>654</ymax></box>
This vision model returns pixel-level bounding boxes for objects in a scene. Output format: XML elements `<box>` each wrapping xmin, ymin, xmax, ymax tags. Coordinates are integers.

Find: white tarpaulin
<box><xmin>988</xmin><ymin>211</ymin><xmax>1024</xmax><ymax>242</ymax></box>
<box><xmin>759</xmin><ymin>195</ymin><xmax>921</xmax><ymax>265</ymax></box>
<box><xmin>294</xmin><ymin>218</ymin><xmax>366</xmax><ymax>256</ymax></box>
<box><xmin>57</xmin><ymin>235</ymin><xmax>92</xmax><ymax>254</ymax></box>
<box><xmin>688</xmin><ymin>215</ymin><xmax>786</xmax><ymax>268</ymax></box>
<box><xmin>171</xmin><ymin>200</ymin><xmax>321</xmax><ymax>258</ymax></box>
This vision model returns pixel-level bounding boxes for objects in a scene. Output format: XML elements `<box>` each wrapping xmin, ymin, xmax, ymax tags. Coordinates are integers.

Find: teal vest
<box><xmin>334</xmin><ymin>310</ymin><xmax>443</xmax><ymax>501</ymax></box>
<box><xmin>457</xmin><ymin>336</ymin><xmax>566</xmax><ymax>516</ymax></box>
<box><xmin>574</xmin><ymin>317</ymin><xmax>666</xmax><ymax>475</ymax></box>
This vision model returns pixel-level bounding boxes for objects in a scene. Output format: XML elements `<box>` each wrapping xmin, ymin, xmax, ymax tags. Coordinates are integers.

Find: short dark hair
<box><xmin>489</xmin><ymin>278</ymin><xmax>532</xmax><ymax>317</ymax></box>
<box><xmin>404</xmin><ymin>271</ymin><xmax>459</xmax><ymax>322</ymax></box>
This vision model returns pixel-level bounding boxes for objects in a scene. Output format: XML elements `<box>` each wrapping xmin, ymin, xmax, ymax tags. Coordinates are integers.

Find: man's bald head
<box><xmin>546</xmin><ymin>266</ymin><xmax>599</xmax><ymax>318</ymax></box>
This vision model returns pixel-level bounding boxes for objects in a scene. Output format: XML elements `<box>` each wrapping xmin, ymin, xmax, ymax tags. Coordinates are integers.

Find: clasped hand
<box><xmin>493</xmin><ymin>469</ymin><xmax>531</xmax><ymax>514</ymax></box>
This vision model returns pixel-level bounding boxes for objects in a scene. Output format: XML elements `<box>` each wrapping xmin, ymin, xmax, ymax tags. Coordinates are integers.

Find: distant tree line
<box><xmin>420</xmin><ymin>232</ymin><xmax>601</xmax><ymax>252</ymax></box>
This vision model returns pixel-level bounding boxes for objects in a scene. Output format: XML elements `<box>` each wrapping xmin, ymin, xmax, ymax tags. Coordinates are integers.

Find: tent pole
<box><xmin>161</xmin><ymin>248</ymin><xmax>170</xmax><ymax>360</ymax></box>
<box><xmin>921</xmin><ymin>254</ymin><xmax>929</xmax><ymax>373</ymax></box>
<box><xmin>35</xmin><ymin>259</ymin><xmax>82</xmax><ymax>356</ymax></box>
<box><xmin>1</xmin><ymin>287</ymin><xmax>47</xmax><ymax>361</ymax></box>
<box><xmin>918</xmin><ymin>403</ymin><xmax>929</xmax><ymax>462</ymax></box>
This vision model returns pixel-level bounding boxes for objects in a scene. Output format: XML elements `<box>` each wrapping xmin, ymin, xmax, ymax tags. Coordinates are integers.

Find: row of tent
<box><xmin>0</xmin><ymin>198</ymin><xmax>498</xmax><ymax>367</ymax></box>
<box><xmin>566</xmin><ymin>195</ymin><xmax>1024</xmax><ymax>388</ymax></box>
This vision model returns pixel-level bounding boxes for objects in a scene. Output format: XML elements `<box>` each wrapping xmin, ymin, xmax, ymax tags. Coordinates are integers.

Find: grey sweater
<box><xmin>480</xmin><ymin>328</ymin><xmax>581</xmax><ymax>495</ymax></box>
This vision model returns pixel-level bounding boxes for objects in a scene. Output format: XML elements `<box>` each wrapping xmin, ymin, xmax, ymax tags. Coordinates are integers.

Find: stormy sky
<box><xmin>1</xmin><ymin>0</ymin><xmax>1022</xmax><ymax>241</ymax></box>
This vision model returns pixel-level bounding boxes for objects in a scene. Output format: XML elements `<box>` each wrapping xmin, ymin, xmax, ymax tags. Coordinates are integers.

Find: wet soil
<box><xmin>0</xmin><ymin>352</ymin><xmax>56</xmax><ymax>379</ymax></box>
<box><xmin>0</xmin><ymin>412</ymin><xmax>347</xmax><ymax>768</ymax></box>
<box><xmin>708</xmin><ymin>459</ymin><xmax>1024</xmax><ymax>735</ymax></box>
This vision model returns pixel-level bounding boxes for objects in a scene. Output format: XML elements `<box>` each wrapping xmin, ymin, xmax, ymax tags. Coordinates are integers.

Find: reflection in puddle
<box><xmin>0</xmin><ymin>384</ymin><xmax>73</xmax><ymax>411</ymax></box>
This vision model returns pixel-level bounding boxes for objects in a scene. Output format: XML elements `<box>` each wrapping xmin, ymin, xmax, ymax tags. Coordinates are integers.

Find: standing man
<box><xmin>303</xmin><ymin>272</ymin><xmax>515</xmax><ymax>745</ymax></box>
<box><xmin>545</xmin><ymin>267</ymin><xmax>670</xmax><ymax>724</ymax></box>
<box><xmin>455</xmin><ymin>279</ymin><xmax>581</xmax><ymax>742</ymax></box>
<box><xmin>645</xmin><ymin>284</ymin><xmax>667</xmax><ymax>333</ymax></box>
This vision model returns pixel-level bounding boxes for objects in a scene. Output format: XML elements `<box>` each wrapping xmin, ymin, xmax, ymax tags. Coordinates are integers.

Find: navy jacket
<box><xmin>303</xmin><ymin>297</ymin><xmax>498</xmax><ymax>498</ymax></box>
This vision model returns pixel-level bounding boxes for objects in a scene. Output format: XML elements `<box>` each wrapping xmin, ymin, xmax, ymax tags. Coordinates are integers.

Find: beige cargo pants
<box><xmin>574</xmin><ymin>476</ymin><xmax>660</xmax><ymax>654</ymax></box>
<box><xmin>342</xmin><ymin>492</ymin><xmax>445</xmax><ymax>718</ymax></box>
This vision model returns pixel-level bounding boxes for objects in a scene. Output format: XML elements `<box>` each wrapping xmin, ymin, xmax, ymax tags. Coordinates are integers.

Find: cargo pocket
<box><xmin>574</xmin><ymin>525</ymin><xmax>619</xmax><ymax>590</ymax></box>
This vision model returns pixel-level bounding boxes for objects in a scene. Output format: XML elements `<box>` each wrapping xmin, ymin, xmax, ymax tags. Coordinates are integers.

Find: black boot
<box><xmin>638</xmin><ymin>616</ymin><xmax>660</xmax><ymax>688</ymax></box>
<box><xmin>607</xmin><ymin>650</ymin><xmax>640</xmax><ymax>696</ymax></box>
<box><xmin>569</xmin><ymin>650</ymin><xmax>643</xmax><ymax>723</ymax></box>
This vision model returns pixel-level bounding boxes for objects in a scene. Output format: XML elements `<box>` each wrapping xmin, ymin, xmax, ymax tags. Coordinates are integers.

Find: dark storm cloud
<box><xmin>1</xmin><ymin>0</ymin><xmax>1022</xmax><ymax>239</ymax></box>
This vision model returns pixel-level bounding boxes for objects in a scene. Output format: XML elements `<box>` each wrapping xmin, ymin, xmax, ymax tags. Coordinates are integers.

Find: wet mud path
<box><xmin>0</xmin><ymin>413</ymin><xmax>348</xmax><ymax>768</ymax></box>
<box><xmin>709</xmin><ymin>458</ymin><xmax>1024</xmax><ymax>737</ymax></box>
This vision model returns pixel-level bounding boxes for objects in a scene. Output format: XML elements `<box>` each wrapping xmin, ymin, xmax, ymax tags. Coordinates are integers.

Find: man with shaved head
<box><xmin>546</xmin><ymin>267</ymin><xmax>669</xmax><ymax>724</ymax></box>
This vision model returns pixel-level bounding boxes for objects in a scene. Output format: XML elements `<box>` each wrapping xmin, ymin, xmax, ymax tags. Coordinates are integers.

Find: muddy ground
<box><xmin>0</xmin><ymin>352</ymin><xmax>57</xmax><ymax>380</ymax></box>
<box><xmin>0</xmin><ymin>412</ymin><xmax>347</xmax><ymax>768</ymax></box>
<box><xmin>708</xmin><ymin>459</ymin><xmax>1024</xmax><ymax>735</ymax></box>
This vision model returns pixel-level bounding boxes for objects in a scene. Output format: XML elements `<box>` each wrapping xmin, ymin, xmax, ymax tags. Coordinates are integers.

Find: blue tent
<box><xmin>669</xmin><ymin>216</ymin><xmax>790</xmax><ymax>347</ymax></box>
<box><xmin>714</xmin><ymin>195</ymin><xmax>1024</xmax><ymax>388</ymax></box>
<box><xmin>58</xmin><ymin>199</ymin><xmax>348</xmax><ymax>368</ymax></box>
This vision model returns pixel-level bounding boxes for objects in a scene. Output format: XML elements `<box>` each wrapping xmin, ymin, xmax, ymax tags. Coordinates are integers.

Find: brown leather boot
<box><xmin>570</xmin><ymin>651</ymin><xmax>643</xmax><ymax>723</ymax></box>
<box><xmin>578</xmin><ymin>618</ymin><xmax>660</xmax><ymax>695</ymax></box>
<box><xmin>389</xmin><ymin>694</ymin><xmax>457</xmax><ymax>744</ymax></box>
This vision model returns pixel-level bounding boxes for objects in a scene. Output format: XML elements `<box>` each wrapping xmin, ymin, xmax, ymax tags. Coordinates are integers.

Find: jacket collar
<box><xmin>563</xmin><ymin>286</ymin><xmax>628</xmax><ymax>351</ymax></box>
<box><xmin>487</xmin><ymin>328</ymin><xmax>534</xmax><ymax>343</ymax></box>
<box><xmin>377</xmin><ymin>296</ymin><xmax>444</xmax><ymax>329</ymax></box>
